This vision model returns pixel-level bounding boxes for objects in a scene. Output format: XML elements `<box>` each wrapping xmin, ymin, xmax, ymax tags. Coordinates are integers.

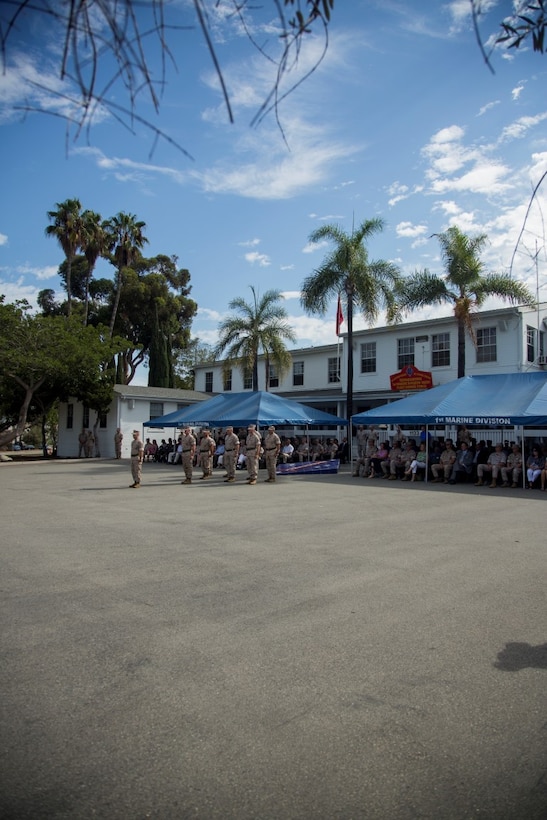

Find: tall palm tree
<box><xmin>300</xmin><ymin>218</ymin><xmax>402</xmax><ymax>422</ymax></box>
<box><xmin>105</xmin><ymin>212</ymin><xmax>148</xmax><ymax>337</ymax></box>
<box><xmin>400</xmin><ymin>226</ymin><xmax>535</xmax><ymax>378</ymax></box>
<box><xmin>80</xmin><ymin>209</ymin><xmax>108</xmax><ymax>326</ymax></box>
<box><xmin>45</xmin><ymin>198</ymin><xmax>83</xmax><ymax>317</ymax></box>
<box><xmin>215</xmin><ymin>286</ymin><xmax>297</xmax><ymax>391</ymax></box>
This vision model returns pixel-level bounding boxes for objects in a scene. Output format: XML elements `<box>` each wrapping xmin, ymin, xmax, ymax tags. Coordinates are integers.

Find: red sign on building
<box><xmin>390</xmin><ymin>365</ymin><xmax>433</xmax><ymax>391</ymax></box>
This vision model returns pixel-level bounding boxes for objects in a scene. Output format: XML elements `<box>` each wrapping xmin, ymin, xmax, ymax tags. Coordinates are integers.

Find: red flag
<box><xmin>336</xmin><ymin>295</ymin><xmax>344</xmax><ymax>336</ymax></box>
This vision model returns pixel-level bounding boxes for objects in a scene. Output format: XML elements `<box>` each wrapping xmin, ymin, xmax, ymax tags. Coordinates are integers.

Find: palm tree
<box><xmin>45</xmin><ymin>198</ymin><xmax>83</xmax><ymax>317</ymax></box>
<box><xmin>105</xmin><ymin>212</ymin><xmax>148</xmax><ymax>337</ymax></box>
<box><xmin>300</xmin><ymin>218</ymin><xmax>402</xmax><ymax>422</ymax></box>
<box><xmin>80</xmin><ymin>210</ymin><xmax>108</xmax><ymax>326</ymax></box>
<box><xmin>400</xmin><ymin>226</ymin><xmax>535</xmax><ymax>378</ymax></box>
<box><xmin>215</xmin><ymin>286</ymin><xmax>297</xmax><ymax>391</ymax></box>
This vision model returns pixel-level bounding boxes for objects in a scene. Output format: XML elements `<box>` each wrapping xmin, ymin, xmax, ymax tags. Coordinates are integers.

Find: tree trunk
<box><xmin>66</xmin><ymin>255</ymin><xmax>73</xmax><ymax>317</ymax></box>
<box><xmin>0</xmin><ymin>378</ymin><xmax>44</xmax><ymax>448</ymax></box>
<box><xmin>457</xmin><ymin>319</ymin><xmax>466</xmax><ymax>378</ymax></box>
<box><xmin>346</xmin><ymin>292</ymin><xmax>354</xmax><ymax>425</ymax></box>
<box><xmin>109</xmin><ymin>268</ymin><xmax>123</xmax><ymax>338</ymax></box>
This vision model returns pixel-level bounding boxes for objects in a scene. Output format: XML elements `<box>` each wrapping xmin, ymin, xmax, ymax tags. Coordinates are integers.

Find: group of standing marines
<box><xmin>129</xmin><ymin>424</ymin><xmax>281</xmax><ymax>488</ymax></box>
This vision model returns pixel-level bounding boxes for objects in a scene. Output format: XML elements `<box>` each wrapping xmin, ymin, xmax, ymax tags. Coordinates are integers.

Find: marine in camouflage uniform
<box><xmin>223</xmin><ymin>426</ymin><xmax>240</xmax><ymax>483</ymax></box>
<box><xmin>114</xmin><ymin>428</ymin><xmax>123</xmax><ymax>459</ymax></box>
<box><xmin>263</xmin><ymin>426</ymin><xmax>281</xmax><ymax>483</ymax></box>
<box><xmin>180</xmin><ymin>427</ymin><xmax>196</xmax><ymax>484</ymax></box>
<box><xmin>199</xmin><ymin>429</ymin><xmax>215</xmax><ymax>480</ymax></box>
<box><xmin>245</xmin><ymin>425</ymin><xmax>262</xmax><ymax>485</ymax></box>
<box><xmin>130</xmin><ymin>430</ymin><xmax>144</xmax><ymax>488</ymax></box>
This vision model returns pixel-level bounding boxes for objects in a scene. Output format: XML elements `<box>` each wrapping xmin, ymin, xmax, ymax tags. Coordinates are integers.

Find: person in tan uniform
<box><xmin>263</xmin><ymin>425</ymin><xmax>281</xmax><ymax>483</ymax></box>
<box><xmin>431</xmin><ymin>441</ymin><xmax>456</xmax><ymax>483</ymax></box>
<box><xmin>198</xmin><ymin>429</ymin><xmax>215</xmax><ymax>480</ymax></box>
<box><xmin>78</xmin><ymin>429</ymin><xmax>87</xmax><ymax>458</ymax></box>
<box><xmin>114</xmin><ymin>428</ymin><xmax>123</xmax><ymax>459</ymax></box>
<box><xmin>180</xmin><ymin>426</ymin><xmax>196</xmax><ymax>484</ymax></box>
<box><xmin>223</xmin><ymin>426</ymin><xmax>240</xmax><ymax>483</ymax></box>
<box><xmin>85</xmin><ymin>429</ymin><xmax>94</xmax><ymax>458</ymax></box>
<box><xmin>129</xmin><ymin>430</ymin><xmax>144</xmax><ymax>488</ymax></box>
<box><xmin>245</xmin><ymin>424</ymin><xmax>262</xmax><ymax>485</ymax></box>
<box><xmin>475</xmin><ymin>443</ymin><xmax>507</xmax><ymax>488</ymax></box>
<box><xmin>501</xmin><ymin>444</ymin><xmax>523</xmax><ymax>488</ymax></box>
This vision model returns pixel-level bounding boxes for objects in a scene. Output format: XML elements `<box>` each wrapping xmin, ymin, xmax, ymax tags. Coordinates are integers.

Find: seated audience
<box><xmin>404</xmin><ymin>442</ymin><xmax>427</xmax><ymax>481</ymax></box>
<box><xmin>501</xmin><ymin>445</ymin><xmax>523</xmax><ymax>488</ymax></box>
<box><xmin>526</xmin><ymin>447</ymin><xmax>545</xmax><ymax>489</ymax></box>
<box><xmin>431</xmin><ymin>440</ymin><xmax>456</xmax><ymax>483</ymax></box>
<box><xmin>449</xmin><ymin>441</ymin><xmax>474</xmax><ymax>484</ymax></box>
<box><xmin>475</xmin><ymin>443</ymin><xmax>506</xmax><ymax>487</ymax></box>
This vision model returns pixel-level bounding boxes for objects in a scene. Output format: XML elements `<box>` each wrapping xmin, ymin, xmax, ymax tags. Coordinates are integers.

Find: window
<box><xmin>360</xmin><ymin>342</ymin><xmax>376</xmax><ymax>373</ymax></box>
<box><xmin>67</xmin><ymin>402</ymin><xmax>74</xmax><ymax>429</ymax></box>
<box><xmin>477</xmin><ymin>327</ymin><xmax>497</xmax><ymax>363</ymax></box>
<box><xmin>149</xmin><ymin>401</ymin><xmax>164</xmax><ymax>420</ymax></box>
<box><xmin>205</xmin><ymin>371</ymin><xmax>213</xmax><ymax>393</ymax></box>
<box><xmin>268</xmin><ymin>364</ymin><xmax>279</xmax><ymax>388</ymax></box>
<box><xmin>99</xmin><ymin>412</ymin><xmax>107</xmax><ymax>429</ymax></box>
<box><xmin>82</xmin><ymin>406</ymin><xmax>89</xmax><ymax>428</ymax></box>
<box><xmin>293</xmin><ymin>361</ymin><xmax>304</xmax><ymax>386</ymax></box>
<box><xmin>397</xmin><ymin>338</ymin><xmax>415</xmax><ymax>369</ymax></box>
<box><xmin>243</xmin><ymin>369</ymin><xmax>253</xmax><ymax>390</ymax></box>
<box><xmin>432</xmin><ymin>333</ymin><xmax>450</xmax><ymax>367</ymax></box>
<box><xmin>223</xmin><ymin>368</ymin><xmax>232</xmax><ymax>391</ymax></box>
<box><xmin>328</xmin><ymin>356</ymin><xmax>340</xmax><ymax>383</ymax></box>
<box><xmin>527</xmin><ymin>326</ymin><xmax>536</xmax><ymax>363</ymax></box>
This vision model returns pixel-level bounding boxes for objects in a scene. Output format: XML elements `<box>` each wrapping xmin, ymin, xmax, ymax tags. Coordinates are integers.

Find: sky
<box><xmin>1</xmin><ymin>0</ymin><xmax>546</xmax><ymax>384</ymax></box>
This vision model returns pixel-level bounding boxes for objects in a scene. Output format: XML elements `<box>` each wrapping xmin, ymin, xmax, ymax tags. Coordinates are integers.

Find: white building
<box><xmin>57</xmin><ymin>385</ymin><xmax>209</xmax><ymax>458</ymax></box>
<box><xmin>193</xmin><ymin>303</ymin><xmax>547</xmax><ymax>418</ymax></box>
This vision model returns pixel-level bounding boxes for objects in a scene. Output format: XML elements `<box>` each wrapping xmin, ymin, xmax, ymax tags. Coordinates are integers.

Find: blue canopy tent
<box><xmin>145</xmin><ymin>390</ymin><xmax>348</xmax><ymax>428</ymax></box>
<box><xmin>143</xmin><ymin>393</ymin><xmax>234</xmax><ymax>428</ymax></box>
<box><xmin>198</xmin><ymin>391</ymin><xmax>348</xmax><ymax>428</ymax></box>
<box><xmin>351</xmin><ymin>372</ymin><xmax>547</xmax><ymax>427</ymax></box>
<box><xmin>351</xmin><ymin>373</ymin><xmax>547</xmax><ymax>486</ymax></box>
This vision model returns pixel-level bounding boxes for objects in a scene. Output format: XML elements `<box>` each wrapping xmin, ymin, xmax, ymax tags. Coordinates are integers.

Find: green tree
<box><xmin>215</xmin><ymin>286</ymin><xmax>296</xmax><ymax>391</ymax></box>
<box><xmin>105</xmin><ymin>212</ymin><xmax>148</xmax><ymax>337</ymax></box>
<box><xmin>399</xmin><ymin>226</ymin><xmax>535</xmax><ymax>378</ymax></box>
<box><xmin>173</xmin><ymin>340</ymin><xmax>216</xmax><ymax>389</ymax></box>
<box><xmin>45</xmin><ymin>198</ymin><xmax>83</xmax><ymax>317</ymax></box>
<box><xmin>106</xmin><ymin>254</ymin><xmax>197</xmax><ymax>385</ymax></box>
<box><xmin>0</xmin><ymin>298</ymin><xmax>126</xmax><ymax>449</ymax></box>
<box><xmin>300</xmin><ymin>218</ymin><xmax>402</xmax><ymax>422</ymax></box>
<box><xmin>148</xmin><ymin>304</ymin><xmax>172</xmax><ymax>388</ymax></box>
<box><xmin>81</xmin><ymin>210</ymin><xmax>109</xmax><ymax>326</ymax></box>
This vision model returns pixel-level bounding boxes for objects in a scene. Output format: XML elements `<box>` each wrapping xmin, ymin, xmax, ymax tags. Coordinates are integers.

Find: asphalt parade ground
<box><xmin>1</xmin><ymin>457</ymin><xmax>546</xmax><ymax>819</ymax></box>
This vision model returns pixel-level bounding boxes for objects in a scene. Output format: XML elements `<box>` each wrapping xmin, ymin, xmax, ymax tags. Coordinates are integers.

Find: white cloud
<box><xmin>478</xmin><ymin>100</ymin><xmax>500</xmax><ymax>117</ymax></box>
<box><xmin>0</xmin><ymin>233</ymin><xmax>8</xmax><ymax>245</ymax></box>
<box><xmin>238</xmin><ymin>238</ymin><xmax>261</xmax><ymax>247</ymax></box>
<box><xmin>244</xmin><ymin>251</ymin><xmax>271</xmax><ymax>267</ymax></box>
<box><xmin>302</xmin><ymin>239</ymin><xmax>329</xmax><ymax>254</ymax></box>
<box><xmin>16</xmin><ymin>264</ymin><xmax>58</xmax><ymax>280</ymax></box>
<box><xmin>280</xmin><ymin>264</ymin><xmax>295</xmax><ymax>271</ymax></box>
<box><xmin>396</xmin><ymin>222</ymin><xmax>428</xmax><ymax>239</ymax></box>
<box><xmin>280</xmin><ymin>290</ymin><xmax>301</xmax><ymax>300</ymax></box>
<box><xmin>499</xmin><ymin>112</ymin><xmax>547</xmax><ymax>143</ymax></box>
<box><xmin>512</xmin><ymin>85</ymin><xmax>524</xmax><ymax>101</ymax></box>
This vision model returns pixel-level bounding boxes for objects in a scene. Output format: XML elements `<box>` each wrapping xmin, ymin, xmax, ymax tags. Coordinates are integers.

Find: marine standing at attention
<box><xmin>180</xmin><ymin>426</ymin><xmax>196</xmax><ymax>484</ymax></box>
<box><xmin>223</xmin><ymin>426</ymin><xmax>240</xmax><ymax>483</ymax></box>
<box><xmin>245</xmin><ymin>424</ymin><xmax>262</xmax><ymax>486</ymax></box>
<box><xmin>263</xmin><ymin>425</ymin><xmax>281</xmax><ymax>483</ymax></box>
<box><xmin>129</xmin><ymin>430</ymin><xmax>144</xmax><ymax>488</ymax></box>
<box><xmin>114</xmin><ymin>428</ymin><xmax>123</xmax><ymax>459</ymax></box>
<box><xmin>199</xmin><ymin>429</ymin><xmax>215</xmax><ymax>480</ymax></box>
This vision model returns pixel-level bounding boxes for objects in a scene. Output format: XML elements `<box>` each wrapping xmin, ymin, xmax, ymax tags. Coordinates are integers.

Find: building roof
<box><xmin>113</xmin><ymin>385</ymin><xmax>210</xmax><ymax>403</ymax></box>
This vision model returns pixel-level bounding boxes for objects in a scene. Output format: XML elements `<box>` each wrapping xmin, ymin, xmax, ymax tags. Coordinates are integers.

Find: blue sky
<box><xmin>1</xmin><ymin>0</ymin><xmax>546</xmax><ymax>383</ymax></box>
